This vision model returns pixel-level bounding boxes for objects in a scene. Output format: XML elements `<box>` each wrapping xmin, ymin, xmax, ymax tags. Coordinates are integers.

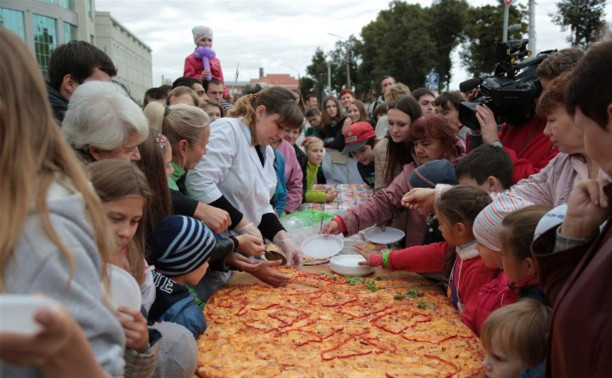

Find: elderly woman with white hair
<box><xmin>62</xmin><ymin>81</ymin><xmax>149</xmax><ymax>163</ymax></box>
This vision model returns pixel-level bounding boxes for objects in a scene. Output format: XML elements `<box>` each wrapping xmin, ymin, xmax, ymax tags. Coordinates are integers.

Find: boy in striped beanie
<box><xmin>148</xmin><ymin>215</ymin><xmax>232</xmax><ymax>338</ymax></box>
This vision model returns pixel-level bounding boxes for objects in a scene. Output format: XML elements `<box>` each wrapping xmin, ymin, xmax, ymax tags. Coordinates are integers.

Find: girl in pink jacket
<box><xmin>472</xmin><ymin>194</ymin><xmax>547</xmax><ymax>333</ymax></box>
<box><xmin>184</xmin><ymin>26</ymin><xmax>225</xmax><ymax>84</ymax></box>
<box><xmin>356</xmin><ymin>185</ymin><xmax>498</xmax><ymax>334</ymax></box>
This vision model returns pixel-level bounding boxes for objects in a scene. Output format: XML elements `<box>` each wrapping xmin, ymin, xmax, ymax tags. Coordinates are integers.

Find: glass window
<box><xmin>59</xmin><ymin>0</ymin><xmax>74</xmax><ymax>10</ymax></box>
<box><xmin>37</xmin><ymin>0</ymin><xmax>55</xmax><ymax>4</ymax></box>
<box><xmin>32</xmin><ymin>14</ymin><xmax>57</xmax><ymax>78</ymax></box>
<box><xmin>0</xmin><ymin>8</ymin><xmax>26</xmax><ymax>41</ymax></box>
<box><xmin>63</xmin><ymin>22</ymin><xmax>76</xmax><ymax>43</ymax></box>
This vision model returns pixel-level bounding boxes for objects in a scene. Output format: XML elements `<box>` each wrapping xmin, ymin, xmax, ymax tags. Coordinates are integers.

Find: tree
<box><xmin>429</xmin><ymin>0</ymin><xmax>469</xmax><ymax>90</ymax></box>
<box><xmin>327</xmin><ymin>35</ymin><xmax>362</xmax><ymax>93</ymax></box>
<box><xmin>551</xmin><ymin>0</ymin><xmax>606</xmax><ymax>48</ymax></box>
<box><xmin>304</xmin><ymin>48</ymin><xmax>330</xmax><ymax>100</ymax></box>
<box><xmin>358</xmin><ymin>1</ymin><xmax>438</xmax><ymax>98</ymax></box>
<box><xmin>462</xmin><ymin>4</ymin><xmax>527</xmax><ymax>77</ymax></box>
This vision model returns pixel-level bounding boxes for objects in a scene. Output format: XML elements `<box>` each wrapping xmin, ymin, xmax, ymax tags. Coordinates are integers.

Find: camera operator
<box><xmin>469</xmin><ymin>48</ymin><xmax>583</xmax><ymax>184</ymax></box>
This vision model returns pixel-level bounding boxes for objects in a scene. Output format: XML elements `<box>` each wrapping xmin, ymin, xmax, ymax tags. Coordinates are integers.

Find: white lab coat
<box><xmin>185</xmin><ymin>117</ymin><xmax>277</xmax><ymax>227</ymax></box>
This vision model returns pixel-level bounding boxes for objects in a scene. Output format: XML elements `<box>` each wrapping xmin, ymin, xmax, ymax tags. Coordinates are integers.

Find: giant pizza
<box><xmin>197</xmin><ymin>267</ymin><xmax>485</xmax><ymax>377</ymax></box>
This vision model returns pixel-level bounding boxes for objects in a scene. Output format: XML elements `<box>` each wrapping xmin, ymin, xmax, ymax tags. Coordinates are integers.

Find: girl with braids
<box><xmin>185</xmin><ymin>86</ymin><xmax>305</xmax><ymax>288</ymax></box>
<box><xmin>0</xmin><ymin>29</ymin><xmax>124</xmax><ymax>376</ymax></box>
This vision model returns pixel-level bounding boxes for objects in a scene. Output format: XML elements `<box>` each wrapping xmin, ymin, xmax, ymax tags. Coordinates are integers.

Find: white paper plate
<box><xmin>106</xmin><ymin>265</ymin><xmax>142</xmax><ymax>312</ymax></box>
<box><xmin>364</xmin><ymin>226</ymin><xmax>405</xmax><ymax>245</ymax></box>
<box><xmin>330</xmin><ymin>255</ymin><xmax>374</xmax><ymax>276</ymax></box>
<box><xmin>0</xmin><ymin>295</ymin><xmax>59</xmax><ymax>334</ymax></box>
<box><xmin>301</xmin><ymin>234</ymin><xmax>344</xmax><ymax>259</ymax></box>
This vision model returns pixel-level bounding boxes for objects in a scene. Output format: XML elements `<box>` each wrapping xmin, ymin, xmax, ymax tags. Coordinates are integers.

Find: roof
<box><xmin>250</xmin><ymin>74</ymin><xmax>298</xmax><ymax>87</ymax></box>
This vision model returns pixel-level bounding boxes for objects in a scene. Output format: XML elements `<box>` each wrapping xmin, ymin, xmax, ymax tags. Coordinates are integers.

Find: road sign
<box><xmin>504</xmin><ymin>0</ymin><xmax>513</xmax><ymax>6</ymax></box>
<box><xmin>428</xmin><ymin>72</ymin><xmax>439</xmax><ymax>86</ymax></box>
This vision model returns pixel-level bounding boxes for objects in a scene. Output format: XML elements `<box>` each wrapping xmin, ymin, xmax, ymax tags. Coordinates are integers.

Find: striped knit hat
<box><xmin>473</xmin><ymin>193</ymin><xmax>532</xmax><ymax>252</ymax></box>
<box><xmin>150</xmin><ymin>215</ymin><xmax>216</xmax><ymax>276</ymax></box>
<box><xmin>409</xmin><ymin>159</ymin><xmax>458</xmax><ymax>189</ymax></box>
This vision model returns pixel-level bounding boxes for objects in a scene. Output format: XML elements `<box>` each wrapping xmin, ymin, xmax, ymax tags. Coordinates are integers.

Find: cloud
<box><xmin>96</xmin><ymin>0</ymin><xmax>611</xmax><ymax>89</ymax></box>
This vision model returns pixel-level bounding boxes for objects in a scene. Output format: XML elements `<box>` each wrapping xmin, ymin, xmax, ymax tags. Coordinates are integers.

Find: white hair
<box><xmin>62</xmin><ymin>81</ymin><xmax>149</xmax><ymax>151</ymax></box>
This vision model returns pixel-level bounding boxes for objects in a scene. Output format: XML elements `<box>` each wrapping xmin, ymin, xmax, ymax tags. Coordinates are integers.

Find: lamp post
<box><xmin>328</xmin><ymin>33</ymin><xmax>350</xmax><ymax>89</ymax></box>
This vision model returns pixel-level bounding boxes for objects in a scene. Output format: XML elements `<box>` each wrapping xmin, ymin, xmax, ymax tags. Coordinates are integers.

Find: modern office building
<box><xmin>0</xmin><ymin>0</ymin><xmax>152</xmax><ymax>102</ymax></box>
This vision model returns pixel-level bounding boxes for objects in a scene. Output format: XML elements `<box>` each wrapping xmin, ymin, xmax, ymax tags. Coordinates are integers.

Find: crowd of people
<box><xmin>0</xmin><ymin>23</ymin><xmax>610</xmax><ymax>378</ymax></box>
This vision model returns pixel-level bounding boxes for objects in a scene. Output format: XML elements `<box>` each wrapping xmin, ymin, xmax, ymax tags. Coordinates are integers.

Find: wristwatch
<box><xmin>490</xmin><ymin>140</ymin><xmax>503</xmax><ymax>148</ymax></box>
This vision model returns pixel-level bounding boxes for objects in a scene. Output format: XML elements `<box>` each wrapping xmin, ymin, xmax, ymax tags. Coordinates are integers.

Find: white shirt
<box><xmin>185</xmin><ymin>117</ymin><xmax>277</xmax><ymax>227</ymax></box>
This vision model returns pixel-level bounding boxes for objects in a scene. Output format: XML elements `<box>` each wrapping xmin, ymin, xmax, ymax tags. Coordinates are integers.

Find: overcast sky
<box><xmin>96</xmin><ymin>0</ymin><xmax>611</xmax><ymax>90</ymax></box>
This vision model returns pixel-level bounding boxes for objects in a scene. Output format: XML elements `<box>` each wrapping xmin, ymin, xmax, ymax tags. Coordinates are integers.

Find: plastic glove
<box><xmin>273</xmin><ymin>233</ymin><xmax>303</xmax><ymax>270</ymax></box>
<box><xmin>235</xmin><ymin>222</ymin><xmax>263</xmax><ymax>243</ymax></box>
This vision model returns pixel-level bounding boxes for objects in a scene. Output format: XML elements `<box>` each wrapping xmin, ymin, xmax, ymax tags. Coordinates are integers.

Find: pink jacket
<box><xmin>510</xmin><ymin>153</ymin><xmax>609</xmax><ymax>206</ymax></box>
<box><xmin>470</xmin><ymin>273</ymin><xmax>543</xmax><ymax>334</ymax></box>
<box><xmin>183</xmin><ymin>52</ymin><xmax>224</xmax><ymax>83</ymax></box>
<box><xmin>336</xmin><ymin>163</ymin><xmax>426</xmax><ymax>247</ymax></box>
<box><xmin>277</xmin><ymin>139</ymin><xmax>303</xmax><ymax>213</ymax></box>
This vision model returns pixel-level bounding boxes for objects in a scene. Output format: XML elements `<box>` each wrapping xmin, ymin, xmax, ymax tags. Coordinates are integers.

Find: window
<box><xmin>32</xmin><ymin>14</ymin><xmax>57</xmax><ymax>78</ymax></box>
<box><xmin>63</xmin><ymin>21</ymin><xmax>76</xmax><ymax>43</ymax></box>
<box><xmin>0</xmin><ymin>8</ymin><xmax>26</xmax><ymax>41</ymax></box>
<box><xmin>59</xmin><ymin>0</ymin><xmax>75</xmax><ymax>11</ymax></box>
<box><xmin>37</xmin><ymin>0</ymin><xmax>55</xmax><ymax>4</ymax></box>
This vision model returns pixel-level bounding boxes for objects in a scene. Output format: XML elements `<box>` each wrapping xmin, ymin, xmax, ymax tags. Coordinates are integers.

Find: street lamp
<box><xmin>328</xmin><ymin>33</ymin><xmax>351</xmax><ymax>89</ymax></box>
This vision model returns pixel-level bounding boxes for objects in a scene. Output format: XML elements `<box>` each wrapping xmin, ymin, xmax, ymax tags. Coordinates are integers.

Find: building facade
<box><xmin>95</xmin><ymin>11</ymin><xmax>151</xmax><ymax>102</ymax></box>
<box><xmin>1</xmin><ymin>0</ymin><xmax>152</xmax><ymax>102</ymax></box>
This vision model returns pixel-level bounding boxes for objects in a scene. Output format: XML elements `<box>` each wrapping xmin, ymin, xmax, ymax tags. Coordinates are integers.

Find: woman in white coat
<box><xmin>186</xmin><ymin>86</ymin><xmax>304</xmax><ymax>288</ymax></box>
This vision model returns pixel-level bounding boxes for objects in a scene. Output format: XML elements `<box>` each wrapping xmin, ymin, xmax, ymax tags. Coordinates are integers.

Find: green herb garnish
<box><xmin>344</xmin><ymin>276</ymin><xmax>365</xmax><ymax>286</ymax></box>
<box><xmin>407</xmin><ymin>288</ymin><xmax>424</xmax><ymax>299</ymax></box>
<box><xmin>393</xmin><ymin>294</ymin><xmax>406</xmax><ymax>300</ymax></box>
<box><xmin>365</xmin><ymin>279</ymin><xmax>380</xmax><ymax>292</ymax></box>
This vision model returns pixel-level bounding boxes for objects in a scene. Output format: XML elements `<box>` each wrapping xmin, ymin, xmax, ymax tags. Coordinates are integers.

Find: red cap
<box><xmin>342</xmin><ymin>122</ymin><xmax>376</xmax><ymax>154</ymax></box>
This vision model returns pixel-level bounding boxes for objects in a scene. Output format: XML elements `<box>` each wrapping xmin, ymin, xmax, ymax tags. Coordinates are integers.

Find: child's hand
<box><xmin>325</xmin><ymin>188</ymin><xmax>337</xmax><ymax>202</ymax></box>
<box><xmin>402</xmin><ymin>188</ymin><xmax>435</xmax><ymax>214</ymax></box>
<box><xmin>236</xmin><ymin>234</ymin><xmax>265</xmax><ymax>257</ymax></box>
<box><xmin>117</xmin><ymin>307</ymin><xmax>149</xmax><ymax>351</ymax></box>
<box><xmin>200</xmin><ymin>69</ymin><xmax>211</xmax><ymax>81</ymax></box>
<box><xmin>354</xmin><ymin>243</ymin><xmax>374</xmax><ymax>266</ymax></box>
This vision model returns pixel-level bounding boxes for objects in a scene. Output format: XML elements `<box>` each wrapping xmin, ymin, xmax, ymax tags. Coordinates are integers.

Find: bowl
<box><xmin>301</xmin><ymin>234</ymin><xmax>344</xmax><ymax>259</ymax></box>
<box><xmin>0</xmin><ymin>295</ymin><xmax>59</xmax><ymax>334</ymax></box>
<box><xmin>106</xmin><ymin>265</ymin><xmax>142</xmax><ymax>314</ymax></box>
<box><xmin>330</xmin><ymin>255</ymin><xmax>374</xmax><ymax>276</ymax></box>
<box><xmin>363</xmin><ymin>226</ymin><xmax>405</xmax><ymax>245</ymax></box>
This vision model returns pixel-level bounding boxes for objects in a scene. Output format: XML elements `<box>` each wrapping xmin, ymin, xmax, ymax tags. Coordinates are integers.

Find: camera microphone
<box><xmin>459</xmin><ymin>78</ymin><xmax>482</xmax><ymax>93</ymax></box>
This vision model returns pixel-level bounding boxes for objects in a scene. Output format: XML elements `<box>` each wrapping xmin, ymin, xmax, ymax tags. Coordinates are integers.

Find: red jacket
<box><xmin>370</xmin><ymin>241</ymin><xmax>497</xmax><ymax>334</ymax></box>
<box><xmin>183</xmin><ymin>52</ymin><xmax>224</xmax><ymax>84</ymax></box>
<box><xmin>468</xmin><ymin>116</ymin><xmax>558</xmax><ymax>184</ymax></box>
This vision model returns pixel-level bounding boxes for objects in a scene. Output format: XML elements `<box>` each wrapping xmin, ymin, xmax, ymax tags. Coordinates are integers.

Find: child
<box><xmin>204</xmin><ymin>100</ymin><xmax>224</xmax><ymax>122</ymax></box>
<box><xmin>285</xmin><ymin>124</ymin><xmax>308</xmax><ymax>168</ymax></box>
<box><xmin>341</xmin><ymin>121</ymin><xmax>377</xmax><ymax>189</ymax></box>
<box><xmin>304</xmin><ymin>108</ymin><xmax>324</xmax><ymax>139</ymax></box>
<box><xmin>89</xmin><ymin>159</ymin><xmax>202</xmax><ymax>377</ymax></box>
<box><xmin>277</xmin><ymin>131</ymin><xmax>304</xmax><ymax>214</ymax></box>
<box><xmin>270</xmin><ymin>138</ymin><xmax>288</xmax><ymax>216</ymax></box>
<box><xmin>301</xmin><ymin>137</ymin><xmax>336</xmax><ymax>203</ymax></box>
<box><xmin>481</xmin><ymin>299</ymin><xmax>551</xmax><ymax>378</ymax></box>
<box><xmin>356</xmin><ymin>185</ymin><xmax>497</xmax><ymax>333</ymax></box>
<box><xmin>342</xmin><ymin>99</ymin><xmax>368</xmax><ymax>130</ymax></box>
<box><xmin>408</xmin><ymin>159</ymin><xmax>458</xmax><ymax>246</ymax></box>
<box><xmin>184</xmin><ymin>26</ymin><xmax>225</xmax><ymax>85</ymax></box>
<box><xmin>471</xmin><ymin>193</ymin><xmax>536</xmax><ymax>332</ymax></box>
<box><xmin>148</xmin><ymin>215</ymin><xmax>230</xmax><ymax>337</ymax></box>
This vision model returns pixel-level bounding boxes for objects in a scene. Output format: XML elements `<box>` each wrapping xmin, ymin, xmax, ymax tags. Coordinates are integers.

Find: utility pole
<box><xmin>326</xmin><ymin>60</ymin><xmax>332</xmax><ymax>95</ymax></box>
<box><xmin>502</xmin><ymin>0</ymin><xmax>511</xmax><ymax>42</ymax></box>
<box><xmin>528</xmin><ymin>0</ymin><xmax>536</xmax><ymax>52</ymax></box>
